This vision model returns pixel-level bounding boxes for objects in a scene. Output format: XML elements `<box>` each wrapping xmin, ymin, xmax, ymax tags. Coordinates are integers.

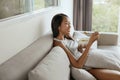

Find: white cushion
<box><xmin>71</xmin><ymin>67</ymin><xmax>96</xmax><ymax>80</ymax></box>
<box><xmin>85</xmin><ymin>49</ymin><xmax>120</xmax><ymax>71</ymax></box>
<box><xmin>29</xmin><ymin>46</ymin><xmax>70</xmax><ymax>80</ymax></box>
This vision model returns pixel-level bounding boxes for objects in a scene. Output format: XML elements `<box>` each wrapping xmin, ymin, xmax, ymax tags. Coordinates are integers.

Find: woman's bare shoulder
<box><xmin>53</xmin><ymin>40</ymin><xmax>61</xmax><ymax>46</ymax></box>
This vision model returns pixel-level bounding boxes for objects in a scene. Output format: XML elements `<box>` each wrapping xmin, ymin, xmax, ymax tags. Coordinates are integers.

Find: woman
<box><xmin>51</xmin><ymin>13</ymin><xmax>120</xmax><ymax>80</ymax></box>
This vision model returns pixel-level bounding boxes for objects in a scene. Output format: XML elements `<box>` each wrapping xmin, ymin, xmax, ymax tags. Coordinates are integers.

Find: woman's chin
<box><xmin>67</xmin><ymin>33</ymin><xmax>70</xmax><ymax>36</ymax></box>
<box><xmin>65</xmin><ymin>32</ymin><xmax>70</xmax><ymax>36</ymax></box>
<box><xmin>67</xmin><ymin>31</ymin><xmax>70</xmax><ymax>34</ymax></box>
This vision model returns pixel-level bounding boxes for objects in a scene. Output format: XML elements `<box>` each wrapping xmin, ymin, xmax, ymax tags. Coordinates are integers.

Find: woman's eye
<box><xmin>65</xmin><ymin>21</ymin><xmax>71</xmax><ymax>26</ymax></box>
<box><xmin>65</xmin><ymin>22</ymin><xmax>69</xmax><ymax>24</ymax></box>
<box><xmin>65</xmin><ymin>23</ymin><xmax>67</xmax><ymax>25</ymax></box>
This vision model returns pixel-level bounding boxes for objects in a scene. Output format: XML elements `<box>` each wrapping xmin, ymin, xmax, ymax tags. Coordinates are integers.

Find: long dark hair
<box><xmin>51</xmin><ymin>13</ymin><xmax>68</xmax><ymax>38</ymax></box>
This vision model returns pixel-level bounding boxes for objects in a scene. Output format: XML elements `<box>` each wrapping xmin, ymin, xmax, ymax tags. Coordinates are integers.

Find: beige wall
<box><xmin>0</xmin><ymin>0</ymin><xmax>73</xmax><ymax>64</ymax></box>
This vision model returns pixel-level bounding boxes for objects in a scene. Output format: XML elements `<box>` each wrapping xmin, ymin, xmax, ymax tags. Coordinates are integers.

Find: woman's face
<box><xmin>59</xmin><ymin>16</ymin><xmax>71</xmax><ymax>36</ymax></box>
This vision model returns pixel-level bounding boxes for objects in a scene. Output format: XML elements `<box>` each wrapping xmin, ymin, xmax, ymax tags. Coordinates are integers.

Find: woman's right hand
<box><xmin>88</xmin><ymin>32</ymin><xmax>99</xmax><ymax>45</ymax></box>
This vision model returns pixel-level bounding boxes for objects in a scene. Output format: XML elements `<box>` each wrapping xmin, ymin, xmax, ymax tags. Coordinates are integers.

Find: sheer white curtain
<box><xmin>20</xmin><ymin>0</ymin><xmax>33</xmax><ymax>13</ymax></box>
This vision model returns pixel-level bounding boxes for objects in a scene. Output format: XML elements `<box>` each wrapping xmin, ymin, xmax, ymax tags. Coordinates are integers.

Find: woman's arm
<box><xmin>54</xmin><ymin>32</ymin><xmax>99</xmax><ymax>68</ymax></box>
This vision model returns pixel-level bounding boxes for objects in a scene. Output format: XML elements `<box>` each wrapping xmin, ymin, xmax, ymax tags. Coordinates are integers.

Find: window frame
<box><xmin>0</xmin><ymin>0</ymin><xmax>60</xmax><ymax>22</ymax></box>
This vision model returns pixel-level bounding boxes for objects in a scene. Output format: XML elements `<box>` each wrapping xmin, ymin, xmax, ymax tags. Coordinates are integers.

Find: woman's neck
<box><xmin>56</xmin><ymin>34</ymin><xmax>64</xmax><ymax>40</ymax></box>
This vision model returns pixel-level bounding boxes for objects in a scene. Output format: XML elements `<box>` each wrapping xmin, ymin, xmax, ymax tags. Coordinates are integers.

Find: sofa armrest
<box><xmin>73</xmin><ymin>31</ymin><xmax>118</xmax><ymax>46</ymax></box>
<box><xmin>98</xmin><ymin>32</ymin><xmax>118</xmax><ymax>46</ymax></box>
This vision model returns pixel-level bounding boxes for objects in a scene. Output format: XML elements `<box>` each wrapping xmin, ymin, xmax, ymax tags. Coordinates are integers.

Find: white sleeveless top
<box><xmin>54</xmin><ymin>38</ymin><xmax>82</xmax><ymax>60</ymax></box>
<box><xmin>54</xmin><ymin>38</ymin><xmax>92</xmax><ymax>70</ymax></box>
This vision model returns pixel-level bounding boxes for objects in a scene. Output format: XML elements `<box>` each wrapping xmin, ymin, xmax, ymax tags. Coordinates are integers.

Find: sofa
<box><xmin>0</xmin><ymin>30</ymin><xmax>119</xmax><ymax>80</ymax></box>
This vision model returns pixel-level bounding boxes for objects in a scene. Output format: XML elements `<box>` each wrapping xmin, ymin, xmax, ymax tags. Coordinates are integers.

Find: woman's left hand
<box><xmin>78</xmin><ymin>45</ymin><xmax>83</xmax><ymax>53</ymax></box>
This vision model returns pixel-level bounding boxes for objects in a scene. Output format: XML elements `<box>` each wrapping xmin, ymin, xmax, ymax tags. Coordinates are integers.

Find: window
<box><xmin>34</xmin><ymin>0</ymin><xmax>58</xmax><ymax>10</ymax></box>
<box><xmin>0</xmin><ymin>0</ymin><xmax>59</xmax><ymax>20</ymax></box>
<box><xmin>92</xmin><ymin>0</ymin><xmax>120</xmax><ymax>33</ymax></box>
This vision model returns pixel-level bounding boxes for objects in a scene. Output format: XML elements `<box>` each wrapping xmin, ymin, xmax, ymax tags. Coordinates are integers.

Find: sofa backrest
<box><xmin>0</xmin><ymin>33</ymin><xmax>53</xmax><ymax>80</ymax></box>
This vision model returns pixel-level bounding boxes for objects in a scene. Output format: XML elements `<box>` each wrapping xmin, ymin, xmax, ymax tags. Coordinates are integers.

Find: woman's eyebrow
<box><xmin>65</xmin><ymin>20</ymin><xmax>69</xmax><ymax>22</ymax></box>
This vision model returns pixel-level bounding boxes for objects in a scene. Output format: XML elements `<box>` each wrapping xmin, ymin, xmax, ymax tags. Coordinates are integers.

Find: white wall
<box><xmin>118</xmin><ymin>8</ymin><xmax>120</xmax><ymax>44</ymax></box>
<box><xmin>0</xmin><ymin>0</ymin><xmax>73</xmax><ymax>64</ymax></box>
